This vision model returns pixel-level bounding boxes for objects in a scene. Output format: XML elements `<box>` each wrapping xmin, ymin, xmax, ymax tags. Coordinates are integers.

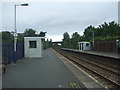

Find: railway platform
<box><xmin>82</xmin><ymin>50</ymin><xmax>119</xmax><ymax>59</ymax></box>
<box><xmin>62</xmin><ymin>48</ymin><xmax>120</xmax><ymax>59</ymax></box>
<box><xmin>2</xmin><ymin>48</ymin><xmax>106</xmax><ymax>89</ymax></box>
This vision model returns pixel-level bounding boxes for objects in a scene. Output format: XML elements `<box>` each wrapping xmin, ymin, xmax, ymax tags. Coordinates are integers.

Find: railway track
<box><xmin>54</xmin><ymin>48</ymin><xmax>120</xmax><ymax>89</ymax></box>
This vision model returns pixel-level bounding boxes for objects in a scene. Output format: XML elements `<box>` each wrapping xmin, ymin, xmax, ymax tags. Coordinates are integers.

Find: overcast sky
<box><xmin>2</xmin><ymin>1</ymin><xmax>118</xmax><ymax>41</ymax></box>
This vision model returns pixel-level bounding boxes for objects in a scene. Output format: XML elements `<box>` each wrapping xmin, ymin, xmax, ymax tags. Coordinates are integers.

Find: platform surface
<box><xmin>2</xmin><ymin>48</ymin><xmax>106</xmax><ymax>89</ymax></box>
<box><xmin>62</xmin><ymin>48</ymin><xmax>120</xmax><ymax>59</ymax></box>
<box><xmin>83</xmin><ymin>50</ymin><xmax>120</xmax><ymax>59</ymax></box>
<box><xmin>2</xmin><ymin>48</ymin><xmax>85</xmax><ymax>88</ymax></box>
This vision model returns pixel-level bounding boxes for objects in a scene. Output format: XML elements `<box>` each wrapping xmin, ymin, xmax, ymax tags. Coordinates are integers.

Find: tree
<box><xmin>83</xmin><ymin>25</ymin><xmax>95</xmax><ymax>41</ymax></box>
<box><xmin>97</xmin><ymin>21</ymin><xmax>120</xmax><ymax>40</ymax></box>
<box><xmin>2</xmin><ymin>31</ymin><xmax>13</xmax><ymax>42</ymax></box>
<box><xmin>49</xmin><ymin>39</ymin><xmax>53</xmax><ymax>48</ymax></box>
<box><xmin>39</xmin><ymin>31</ymin><xmax>47</xmax><ymax>37</ymax></box>
<box><xmin>17</xmin><ymin>33</ymin><xmax>24</xmax><ymax>42</ymax></box>
<box><xmin>62</xmin><ymin>32</ymin><xmax>70</xmax><ymax>48</ymax></box>
<box><xmin>83</xmin><ymin>21</ymin><xmax>120</xmax><ymax>41</ymax></box>
<box><xmin>24</xmin><ymin>28</ymin><xmax>36</xmax><ymax>37</ymax></box>
<box><xmin>71</xmin><ymin>32</ymin><xmax>80</xmax><ymax>49</ymax></box>
<box><xmin>38</xmin><ymin>31</ymin><xmax>47</xmax><ymax>49</ymax></box>
<box><xmin>44</xmin><ymin>38</ymin><xmax>49</xmax><ymax>49</ymax></box>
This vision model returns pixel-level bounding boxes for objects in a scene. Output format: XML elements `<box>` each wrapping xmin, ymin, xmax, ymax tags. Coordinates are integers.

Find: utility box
<box><xmin>78</xmin><ymin>41</ymin><xmax>91</xmax><ymax>51</ymax></box>
<box><xmin>24</xmin><ymin>37</ymin><xmax>44</xmax><ymax>58</ymax></box>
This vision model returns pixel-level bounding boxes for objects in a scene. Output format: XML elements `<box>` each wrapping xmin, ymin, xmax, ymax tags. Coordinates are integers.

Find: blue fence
<box><xmin>2</xmin><ymin>42</ymin><xmax>24</xmax><ymax>64</ymax></box>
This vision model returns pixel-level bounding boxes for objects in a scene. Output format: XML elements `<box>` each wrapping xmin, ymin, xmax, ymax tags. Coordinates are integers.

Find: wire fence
<box><xmin>2</xmin><ymin>42</ymin><xmax>24</xmax><ymax>64</ymax></box>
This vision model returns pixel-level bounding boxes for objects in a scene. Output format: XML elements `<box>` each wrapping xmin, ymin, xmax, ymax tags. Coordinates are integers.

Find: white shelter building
<box><xmin>24</xmin><ymin>37</ymin><xmax>44</xmax><ymax>58</ymax></box>
<box><xmin>78</xmin><ymin>41</ymin><xmax>91</xmax><ymax>51</ymax></box>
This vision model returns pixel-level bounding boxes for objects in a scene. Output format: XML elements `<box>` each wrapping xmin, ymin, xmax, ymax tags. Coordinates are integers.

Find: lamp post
<box><xmin>14</xmin><ymin>3</ymin><xmax>28</xmax><ymax>64</ymax></box>
<box><xmin>91</xmin><ymin>31</ymin><xmax>94</xmax><ymax>47</ymax></box>
<box><xmin>89</xmin><ymin>31</ymin><xmax>94</xmax><ymax>47</ymax></box>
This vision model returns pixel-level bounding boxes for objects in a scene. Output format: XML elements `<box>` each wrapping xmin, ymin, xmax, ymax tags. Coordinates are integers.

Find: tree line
<box><xmin>1</xmin><ymin>21</ymin><xmax>120</xmax><ymax>49</ymax></box>
<box><xmin>62</xmin><ymin>21</ymin><xmax>120</xmax><ymax>49</ymax></box>
<box><xmin>1</xmin><ymin>28</ymin><xmax>53</xmax><ymax>49</ymax></box>
<box><xmin>1</xmin><ymin>28</ymin><xmax>46</xmax><ymax>42</ymax></box>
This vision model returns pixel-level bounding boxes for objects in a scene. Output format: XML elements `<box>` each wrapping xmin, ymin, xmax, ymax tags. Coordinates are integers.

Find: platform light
<box><xmin>13</xmin><ymin>3</ymin><xmax>29</xmax><ymax>64</ymax></box>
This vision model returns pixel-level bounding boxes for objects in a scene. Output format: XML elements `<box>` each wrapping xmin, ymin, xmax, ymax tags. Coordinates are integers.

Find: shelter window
<box><xmin>29</xmin><ymin>41</ymin><xmax>37</xmax><ymax>48</ymax></box>
<box><xmin>86</xmin><ymin>43</ymin><xmax>89</xmax><ymax>46</ymax></box>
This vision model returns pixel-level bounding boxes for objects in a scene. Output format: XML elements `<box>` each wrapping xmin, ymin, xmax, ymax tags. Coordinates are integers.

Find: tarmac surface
<box><xmin>2</xmin><ymin>48</ymin><xmax>86</xmax><ymax>88</ymax></box>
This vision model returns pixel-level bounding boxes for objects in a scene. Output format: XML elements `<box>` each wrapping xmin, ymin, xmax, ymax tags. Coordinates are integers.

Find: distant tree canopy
<box><xmin>39</xmin><ymin>31</ymin><xmax>47</xmax><ymax>37</ymax></box>
<box><xmin>62</xmin><ymin>32</ymin><xmax>70</xmax><ymax>48</ymax></box>
<box><xmin>2</xmin><ymin>28</ymin><xmax>47</xmax><ymax>43</ymax></box>
<box><xmin>83</xmin><ymin>21</ymin><xmax>120</xmax><ymax>41</ymax></box>
<box><xmin>24</xmin><ymin>28</ymin><xmax>36</xmax><ymax>37</ymax></box>
<box><xmin>2</xmin><ymin>31</ymin><xmax>13</xmax><ymax>42</ymax></box>
<box><xmin>43</xmin><ymin>38</ymin><xmax>53</xmax><ymax>49</ymax></box>
<box><xmin>17</xmin><ymin>33</ymin><xmax>24</xmax><ymax>43</ymax></box>
<box><xmin>83</xmin><ymin>25</ymin><xmax>95</xmax><ymax>41</ymax></box>
<box><xmin>62</xmin><ymin>21</ymin><xmax>120</xmax><ymax>49</ymax></box>
<box><xmin>2</xmin><ymin>21</ymin><xmax>120</xmax><ymax>49</ymax></box>
<box><xmin>1</xmin><ymin>28</ymin><xmax>51</xmax><ymax>49</ymax></box>
<box><xmin>70</xmin><ymin>32</ymin><xmax>80</xmax><ymax>49</ymax></box>
<box><xmin>24</xmin><ymin>29</ymin><xmax>47</xmax><ymax>37</ymax></box>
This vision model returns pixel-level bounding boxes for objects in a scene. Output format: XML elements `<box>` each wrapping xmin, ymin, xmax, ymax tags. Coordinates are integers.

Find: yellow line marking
<box><xmin>75</xmin><ymin>83</ymin><xmax>81</xmax><ymax>88</ymax></box>
<box><xmin>74</xmin><ymin>83</ymin><xmax>78</xmax><ymax>88</ymax></box>
<box><xmin>70</xmin><ymin>82</ymin><xmax>74</xmax><ymax>88</ymax></box>
<box><xmin>69</xmin><ymin>82</ymin><xmax>80</xmax><ymax>88</ymax></box>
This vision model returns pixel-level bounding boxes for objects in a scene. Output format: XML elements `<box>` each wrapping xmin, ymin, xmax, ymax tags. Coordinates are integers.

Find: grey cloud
<box><xmin>2</xmin><ymin>2</ymin><xmax>118</xmax><ymax>41</ymax></box>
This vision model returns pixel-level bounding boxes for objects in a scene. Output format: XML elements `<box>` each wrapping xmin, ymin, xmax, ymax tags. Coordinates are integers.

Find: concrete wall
<box><xmin>24</xmin><ymin>37</ymin><xmax>43</xmax><ymax>58</ymax></box>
